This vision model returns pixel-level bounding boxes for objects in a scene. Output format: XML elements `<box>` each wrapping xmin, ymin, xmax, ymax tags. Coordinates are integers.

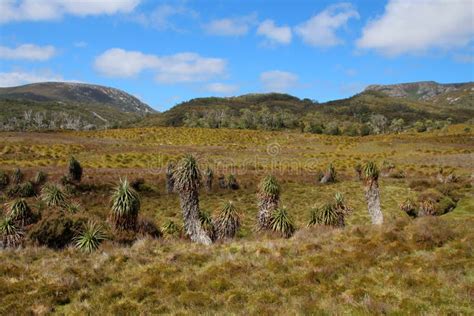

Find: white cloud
<box><xmin>132</xmin><ymin>4</ymin><xmax>198</xmax><ymax>31</ymax></box>
<box><xmin>0</xmin><ymin>0</ymin><xmax>140</xmax><ymax>23</ymax></box>
<box><xmin>0</xmin><ymin>44</ymin><xmax>56</xmax><ymax>60</ymax></box>
<box><xmin>357</xmin><ymin>0</ymin><xmax>474</xmax><ymax>56</ymax></box>
<box><xmin>205</xmin><ymin>82</ymin><xmax>239</xmax><ymax>95</ymax></box>
<box><xmin>204</xmin><ymin>13</ymin><xmax>257</xmax><ymax>36</ymax></box>
<box><xmin>260</xmin><ymin>70</ymin><xmax>298</xmax><ymax>92</ymax></box>
<box><xmin>257</xmin><ymin>19</ymin><xmax>292</xmax><ymax>45</ymax></box>
<box><xmin>0</xmin><ymin>70</ymin><xmax>70</xmax><ymax>87</ymax></box>
<box><xmin>94</xmin><ymin>48</ymin><xmax>160</xmax><ymax>77</ymax></box>
<box><xmin>295</xmin><ymin>3</ymin><xmax>359</xmax><ymax>47</ymax></box>
<box><xmin>94</xmin><ymin>48</ymin><xmax>227</xmax><ymax>83</ymax></box>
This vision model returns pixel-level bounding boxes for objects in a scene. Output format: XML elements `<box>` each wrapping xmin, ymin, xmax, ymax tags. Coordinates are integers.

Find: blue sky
<box><xmin>0</xmin><ymin>0</ymin><xmax>473</xmax><ymax>111</ymax></box>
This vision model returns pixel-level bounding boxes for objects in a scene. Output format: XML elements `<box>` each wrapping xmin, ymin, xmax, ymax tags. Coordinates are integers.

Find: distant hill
<box><xmin>136</xmin><ymin>82</ymin><xmax>473</xmax><ymax>133</ymax></box>
<box><xmin>364</xmin><ymin>81</ymin><xmax>473</xmax><ymax>101</ymax></box>
<box><xmin>0</xmin><ymin>82</ymin><xmax>155</xmax><ymax>130</ymax></box>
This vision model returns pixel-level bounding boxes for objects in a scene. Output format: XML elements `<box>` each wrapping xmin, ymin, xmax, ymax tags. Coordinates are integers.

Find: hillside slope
<box><xmin>136</xmin><ymin>82</ymin><xmax>474</xmax><ymax>132</ymax></box>
<box><xmin>0</xmin><ymin>82</ymin><xmax>154</xmax><ymax>130</ymax></box>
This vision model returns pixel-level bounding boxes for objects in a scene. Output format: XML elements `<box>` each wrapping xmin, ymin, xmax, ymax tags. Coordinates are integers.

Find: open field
<box><xmin>0</xmin><ymin>125</ymin><xmax>473</xmax><ymax>314</ymax></box>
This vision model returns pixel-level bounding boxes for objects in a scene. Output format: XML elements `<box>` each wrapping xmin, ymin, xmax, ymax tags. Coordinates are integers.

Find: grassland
<box><xmin>0</xmin><ymin>125</ymin><xmax>473</xmax><ymax>314</ymax></box>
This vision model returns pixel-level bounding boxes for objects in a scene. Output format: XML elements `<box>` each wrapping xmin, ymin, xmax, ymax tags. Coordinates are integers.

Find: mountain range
<box><xmin>0</xmin><ymin>81</ymin><xmax>472</xmax><ymax>131</ymax></box>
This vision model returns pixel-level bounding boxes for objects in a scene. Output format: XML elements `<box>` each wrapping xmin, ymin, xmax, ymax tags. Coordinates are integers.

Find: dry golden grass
<box><xmin>0</xmin><ymin>124</ymin><xmax>473</xmax><ymax>314</ymax></box>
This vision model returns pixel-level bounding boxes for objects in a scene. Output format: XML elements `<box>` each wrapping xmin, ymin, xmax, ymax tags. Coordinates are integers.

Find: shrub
<box><xmin>34</xmin><ymin>171</ymin><xmax>48</xmax><ymax>186</ymax></box>
<box><xmin>6</xmin><ymin>182</ymin><xmax>35</xmax><ymax>198</ymax></box>
<box><xmin>0</xmin><ymin>217</ymin><xmax>24</xmax><ymax>248</ymax></box>
<box><xmin>12</xmin><ymin>168</ymin><xmax>23</xmax><ymax>185</ymax></box>
<box><xmin>110</xmin><ymin>179</ymin><xmax>140</xmax><ymax>231</ymax></box>
<box><xmin>400</xmin><ymin>198</ymin><xmax>417</xmax><ymax>218</ymax></box>
<box><xmin>74</xmin><ymin>221</ymin><xmax>106</xmax><ymax>252</ymax></box>
<box><xmin>41</xmin><ymin>184</ymin><xmax>68</xmax><ymax>207</ymax></box>
<box><xmin>137</xmin><ymin>217</ymin><xmax>162</xmax><ymax>239</ymax></box>
<box><xmin>7</xmin><ymin>198</ymin><xmax>36</xmax><ymax>227</ymax></box>
<box><xmin>68</xmin><ymin>156</ymin><xmax>83</xmax><ymax>182</ymax></box>
<box><xmin>214</xmin><ymin>201</ymin><xmax>240</xmax><ymax>240</ymax></box>
<box><xmin>28</xmin><ymin>212</ymin><xmax>86</xmax><ymax>249</ymax></box>
<box><xmin>270</xmin><ymin>208</ymin><xmax>295</xmax><ymax>238</ymax></box>
<box><xmin>226</xmin><ymin>174</ymin><xmax>239</xmax><ymax>190</ymax></box>
<box><xmin>0</xmin><ymin>170</ymin><xmax>9</xmax><ymax>190</ymax></box>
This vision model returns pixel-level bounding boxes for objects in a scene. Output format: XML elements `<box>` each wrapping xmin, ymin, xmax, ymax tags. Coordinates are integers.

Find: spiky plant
<box><xmin>65</xmin><ymin>201</ymin><xmax>82</xmax><ymax>213</ymax></box>
<box><xmin>12</xmin><ymin>168</ymin><xmax>23</xmax><ymax>185</ymax></box>
<box><xmin>308</xmin><ymin>203</ymin><xmax>342</xmax><ymax>227</ymax></box>
<box><xmin>215</xmin><ymin>201</ymin><xmax>240</xmax><ymax>240</ymax></box>
<box><xmin>161</xmin><ymin>220</ymin><xmax>181</xmax><ymax>237</ymax></box>
<box><xmin>73</xmin><ymin>221</ymin><xmax>106</xmax><ymax>252</ymax></box>
<box><xmin>0</xmin><ymin>170</ymin><xmax>9</xmax><ymax>190</ymax></box>
<box><xmin>270</xmin><ymin>208</ymin><xmax>295</xmax><ymax>238</ymax></box>
<box><xmin>68</xmin><ymin>156</ymin><xmax>83</xmax><ymax>183</ymax></box>
<box><xmin>257</xmin><ymin>175</ymin><xmax>280</xmax><ymax>230</ymax></box>
<box><xmin>400</xmin><ymin>198</ymin><xmax>417</xmax><ymax>218</ymax></box>
<box><xmin>34</xmin><ymin>171</ymin><xmax>48</xmax><ymax>186</ymax></box>
<box><xmin>165</xmin><ymin>162</ymin><xmax>175</xmax><ymax>193</ymax></box>
<box><xmin>7</xmin><ymin>199</ymin><xmax>34</xmax><ymax>227</ymax></box>
<box><xmin>19</xmin><ymin>181</ymin><xmax>35</xmax><ymax>197</ymax></box>
<box><xmin>41</xmin><ymin>184</ymin><xmax>67</xmax><ymax>207</ymax></box>
<box><xmin>173</xmin><ymin>155</ymin><xmax>212</xmax><ymax>245</ymax></box>
<box><xmin>110</xmin><ymin>179</ymin><xmax>140</xmax><ymax>231</ymax></box>
<box><xmin>320</xmin><ymin>164</ymin><xmax>336</xmax><ymax>184</ymax></box>
<box><xmin>362</xmin><ymin>161</ymin><xmax>383</xmax><ymax>225</ymax></box>
<box><xmin>199</xmin><ymin>210</ymin><xmax>216</xmax><ymax>241</ymax></box>
<box><xmin>204</xmin><ymin>167</ymin><xmax>213</xmax><ymax>192</ymax></box>
<box><xmin>227</xmin><ymin>174</ymin><xmax>239</xmax><ymax>190</ymax></box>
<box><xmin>0</xmin><ymin>217</ymin><xmax>23</xmax><ymax>248</ymax></box>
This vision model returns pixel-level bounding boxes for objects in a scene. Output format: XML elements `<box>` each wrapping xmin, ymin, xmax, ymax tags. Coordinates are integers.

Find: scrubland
<box><xmin>0</xmin><ymin>124</ymin><xmax>473</xmax><ymax>315</ymax></box>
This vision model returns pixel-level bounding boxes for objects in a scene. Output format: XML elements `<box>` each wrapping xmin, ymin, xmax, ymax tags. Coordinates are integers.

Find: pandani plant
<box><xmin>0</xmin><ymin>217</ymin><xmax>24</xmax><ymax>248</ymax></box>
<box><xmin>214</xmin><ymin>201</ymin><xmax>240</xmax><ymax>240</ymax></box>
<box><xmin>110</xmin><ymin>178</ymin><xmax>140</xmax><ymax>231</ymax></box>
<box><xmin>270</xmin><ymin>207</ymin><xmax>295</xmax><ymax>238</ymax></box>
<box><xmin>7</xmin><ymin>198</ymin><xmax>35</xmax><ymax>227</ymax></box>
<box><xmin>362</xmin><ymin>161</ymin><xmax>383</xmax><ymax>225</ymax></box>
<box><xmin>257</xmin><ymin>175</ymin><xmax>280</xmax><ymax>230</ymax></box>
<box><xmin>74</xmin><ymin>221</ymin><xmax>107</xmax><ymax>252</ymax></box>
<box><xmin>172</xmin><ymin>155</ymin><xmax>212</xmax><ymax>245</ymax></box>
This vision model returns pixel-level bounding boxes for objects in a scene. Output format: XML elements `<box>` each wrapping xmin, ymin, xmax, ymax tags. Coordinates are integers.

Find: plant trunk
<box><xmin>258</xmin><ymin>196</ymin><xmax>279</xmax><ymax>230</ymax></box>
<box><xmin>166</xmin><ymin>172</ymin><xmax>174</xmax><ymax>194</ymax></box>
<box><xmin>178</xmin><ymin>190</ymin><xmax>212</xmax><ymax>245</ymax></box>
<box><xmin>364</xmin><ymin>180</ymin><xmax>383</xmax><ymax>225</ymax></box>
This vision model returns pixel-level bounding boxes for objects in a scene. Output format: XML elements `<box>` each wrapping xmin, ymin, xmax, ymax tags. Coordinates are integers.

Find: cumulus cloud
<box><xmin>295</xmin><ymin>3</ymin><xmax>359</xmax><ymax>47</ymax></box>
<box><xmin>357</xmin><ymin>0</ymin><xmax>474</xmax><ymax>56</ymax></box>
<box><xmin>204</xmin><ymin>13</ymin><xmax>257</xmax><ymax>36</ymax></box>
<box><xmin>260</xmin><ymin>70</ymin><xmax>298</xmax><ymax>92</ymax></box>
<box><xmin>0</xmin><ymin>0</ymin><xmax>140</xmax><ymax>23</ymax></box>
<box><xmin>0</xmin><ymin>44</ymin><xmax>56</xmax><ymax>61</ymax></box>
<box><xmin>205</xmin><ymin>82</ymin><xmax>239</xmax><ymax>95</ymax></box>
<box><xmin>0</xmin><ymin>70</ymin><xmax>69</xmax><ymax>87</ymax></box>
<box><xmin>94</xmin><ymin>48</ymin><xmax>227</xmax><ymax>83</ymax></box>
<box><xmin>257</xmin><ymin>19</ymin><xmax>292</xmax><ymax>45</ymax></box>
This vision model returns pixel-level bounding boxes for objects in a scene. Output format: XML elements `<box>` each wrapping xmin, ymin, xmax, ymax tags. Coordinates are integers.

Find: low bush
<box><xmin>28</xmin><ymin>212</ymin><xmax>87</xmax><ymax>249</ymax></box>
